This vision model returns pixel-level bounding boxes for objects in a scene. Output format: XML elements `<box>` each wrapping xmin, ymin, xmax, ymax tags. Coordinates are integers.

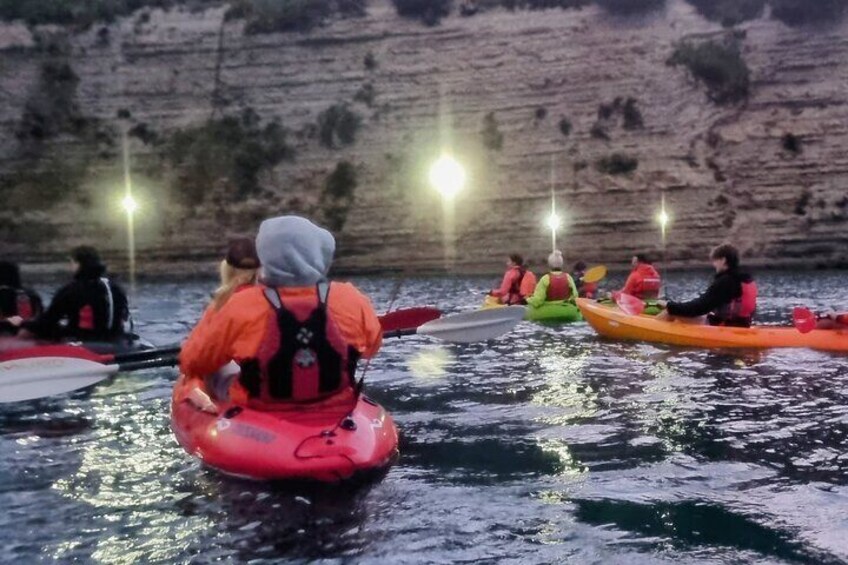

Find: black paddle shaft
<box><xmin>118</xmin><ymin>355</ymin><xmax>179</xmax><ymax>372</ymax></box>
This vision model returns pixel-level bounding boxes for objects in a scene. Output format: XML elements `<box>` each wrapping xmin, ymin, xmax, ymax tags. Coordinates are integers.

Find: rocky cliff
<box><xmin>1</xmin><ymin>0</ymin><xmax>846</xmax><ymax>275</ymax></box>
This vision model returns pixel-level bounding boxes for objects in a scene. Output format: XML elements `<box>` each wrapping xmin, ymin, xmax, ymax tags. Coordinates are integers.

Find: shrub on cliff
<box><xmin>0</xmin><ymin>0</ymin><xmax>202</xmax><ymax>28</ymax></box>
<box><xmin>667</xmin><ymin>39</ymin><xmax>750</xmax><ymax>104</ymax></box>
<box><xmin>481</xmin><ymin>112</ymin><xmax>504</xmax><ymax>151</ymax></box>
<box><xmin>770</xmin><ymin>0</ymin><xmax>847</xmax><ymax>26</ymax></box>
<box><xmin>595</xmin><ymin>153</ymin><xmax>638</xmax><ymax>175</ymax></box>
<box><xmin>17</xmin><ymin>59</ymin><xmax>88</xmax><ymax>143</ymax></box>
<box><xmin>164</xmin><ymin>109</ymin><xmax>293</xmax><ymax>203</ymax></box>
<box><xmin>499</xmin><ymin>0</ymin><xmax>591</xmax><ymax>9</ymax></box>
<box><xmin>322</xmin><ymin>160</ymin><xmax>358</xmax><ymax>231</ymax></box>
<box><xmin>595</xmin><ymin>0</ymin><xmax>665</xmax><ymax>16</ymax></box>
<box><xmin>227</xmin><ymin>0</ymin><xmax>366</xmax><ymax>33</ymax></box>
<box><xmin>559</xmin><ymin>117</ymin><xmax>573</xmax><ymax>137</ymax></box>
<box><xmin>684</xmin><ymin>0</ymin><xmax>765</xmax><ymax>27</ymax></box>
<box><xmin>392</xmin><ymin>0</ymin><xmax>451</xmax><ymax>25</ymax></box>
<box><xmin>318</xmin><ymin>104</ymin><xmax>362</xmax><ymax>148</ymax></box>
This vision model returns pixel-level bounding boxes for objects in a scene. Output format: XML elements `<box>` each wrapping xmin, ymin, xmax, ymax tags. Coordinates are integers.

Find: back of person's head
<box><xmin>634</xmin><ymin>253</ymin><xmax>652</xmax><ymax>264</ymax></box>
<box><xmin>225</xmin><ymin>237</ymin><xmax>260</xmax><ymax>270</ymax></box>
<box><xmin>256</xmin><ymin>216</ymin><xmax>335</xmax><ymax>287</ymax></box>
<box><xmin>71</xmin><ymin>246</ymin><xmax>103</xmax><ymax>270</ymax></box>
<box><xmin>573</xmin><ymin>261</ymin><xmax>587</xmax><ymax>273</ymax></box>
<box><xmin>0</xmin><ymin>261</ymin><xmax>21</xmax><ymax>288</ymax></box>
<box><xmin>509</xmin><ymin>254</ymin><xmax>524</xmax><ymax>267</ymax></box>
<box><xmin>547</xmin><ymin>250</ymin><xmax>564</xmax><ymax>270</ymax></box>
<box><xmin>710</xmin><ymin>243</ymin><xmax>740</xmax><ymax>269</ymax></box>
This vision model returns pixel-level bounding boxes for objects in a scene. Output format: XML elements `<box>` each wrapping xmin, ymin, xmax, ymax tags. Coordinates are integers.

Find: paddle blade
<box><xmin>0</xmin><ymin>357</ymin><xmax>118</xmax><ymax>403</ymax></box>
<box><xmin>615</xmin><ymin>293</ymin><xmax>646</xmax><ymax>316</ymax></box>
<box><xmin>793</xmin><ymin>307</ymin><xmax>817</xmax><ymax>334</ymax></box>
<box><xmin>379</xmin><ymin>307</ymin><xmax>442</xmax><ymax>334</ymax></box>
<box><xmin>417</xmin><ymin>306</ymin><xmax>526</xmax><ymax>343</ymax></box>
<box><xmin>582</xmin><ymin>265</ymin><xmax>608</xmax><ymax>284</ymax></box>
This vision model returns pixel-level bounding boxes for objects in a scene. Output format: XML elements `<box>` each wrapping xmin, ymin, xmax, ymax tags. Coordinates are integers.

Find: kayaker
<box><xmin>180</xmin><ymin>215</ymin><xmax>382</xmax><ymax>408</ymax></box>
<box><xmin>0</xmin><ymin>261</ymin><xmax>43</xmax><ymax>334</ymax></box>
<box><xmin>490</xmin><ymin>254</ymin><xmax>537</xmax><ymax>305</ymax></box>
<box><xmin>611</xmin><ymin>254</ymin><xmax>662</xmax><ymax>301</ymax></box>
<box><xmin>197</xmin><ymin>237</ymin><xmax>260</xmax><ymax>322</ymax></box>
<box><xmin>528</xmin><ymin>251</ymin><xmax>578</xmax><ymax>307</ymax></box>
<box><xmin>9</xmin><ymin>246</ymin><xmax>130</xmax><ymax>341</ymax></box>
<box><xmin>657</xmin><ymin>243</ymin><xmax>757</xmax><ymax>327</ymax></box>
<box><xmin>572</xmin><ymin>261</ymin><xmax>597</xmax><ymax>299</ymax></box>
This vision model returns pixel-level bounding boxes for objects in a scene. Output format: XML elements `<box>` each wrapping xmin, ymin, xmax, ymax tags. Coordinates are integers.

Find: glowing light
<box><xmin>122</xmin><ymin>194</ymin><xmax>138</xmax><ymax>215</ymax></box>
<box><xmin>546</xmin><ymin>211</ymin><xmax>561</xmax><ymax>232</ymax></box>
<box><xmin>658</xmin><ymin>209</ymin><xmax>669</xmax><ymax>228</ymax></box>
<box><xmin>429</xmin><ymin>155</ymin><xmax>466</xmax><ymax>199</ymax></box>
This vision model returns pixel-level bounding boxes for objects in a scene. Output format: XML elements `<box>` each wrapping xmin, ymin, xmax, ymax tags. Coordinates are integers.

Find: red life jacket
<box><xmin>238</xmin><ymin>284</ymin><xmax>357</xmax><ymax>409</ymax></box>
<box><xmin>16</xmin><ymin>293</ymin><xmax>33</xmax><ymax>320</ymax></box>
<box><xmin>507</xmin><ymin>267</ymin><xmax>528</xmax><ymax>305</ymax></box>
<box><xmin>635</xmin><ymin>264</ymin><xmax>662</xmax><ymax>299</ymax></box>
<box><xmin>77</xmin><ymin>278</ymin><xmax>116</xmax><ymax>332</ymax></box>
<box><xmin>730</xmin><ymin>280</ymin><xmax>757</xmax><ymax>319</ymax></box>
<box><xmin>546</xmin><ymin>272</ymin><xmax>573</xmax><ymax>301</ymax></box>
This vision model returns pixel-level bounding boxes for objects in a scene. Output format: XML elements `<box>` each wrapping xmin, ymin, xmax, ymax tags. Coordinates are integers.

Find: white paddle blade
<box><xmin>417</xmin><ymin>306</ymin><xmax>526</xmax><ymax>343</ymax></box>
<box><xmin>0</xmin><ymin>357</ymin><xmax>119</xmax><ymax>403</ymax></box>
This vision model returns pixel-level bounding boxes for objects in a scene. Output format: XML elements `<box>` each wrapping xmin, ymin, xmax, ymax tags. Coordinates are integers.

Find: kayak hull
<box><xmin>171</xmin><ymin>376</ymin><xmax>399</xmax><ymax>482</ymax></box>
<box><xmin>483</xmin><ymin>296</ymin><xmax>581</xmax><ymax>324</ymax></box>
<box><xmin>577</xmin><ymin>298</ymin><xmax>848</xmax><ymax>351</ymax></box>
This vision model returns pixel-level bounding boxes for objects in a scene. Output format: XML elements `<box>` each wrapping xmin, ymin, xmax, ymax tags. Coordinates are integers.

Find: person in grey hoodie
<box><xmin>179</xmin><ymin>216</ymin><xmax>383</xmax><ymax>408</ymax></box>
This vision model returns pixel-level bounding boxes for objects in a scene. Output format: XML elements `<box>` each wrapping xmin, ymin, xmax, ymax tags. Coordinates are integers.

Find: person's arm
<box><xmin>667</xmin><ymin>277</ymin><xmax>734</xmax><ymax>318</ymax></box>
<box><xmin>491</xmin><ymin>270</ymin><xmax>516</xmax><ymax>298</ymax></box>
<box><xmin>527</xmin><ymin>275</ymin><xmax>550</xmax><ymax>308</ymax></box>
<box><xmin>180</xmin><ymin>310</ymin><xmax>240</xmax><ymax>378</ymax></box>
<box><xmin>23</xmin><ymin>285</ymin><xmax>73</xmax><ymax>339</ymax></box>
<box><xmin>619</xmin><ymin>270</ymin><xmax>641</xmax><ymax>297</ymax></box>
<box><xmin>327</xmin><ymin>283</ymin><xmax>383</xmax><ymax>358</ymax></box>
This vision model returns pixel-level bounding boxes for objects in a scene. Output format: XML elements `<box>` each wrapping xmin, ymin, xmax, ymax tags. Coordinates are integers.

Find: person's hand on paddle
<box><xmin>6</xmin><ymin>316</ymin><xmax>23</xmax><ymax>327</ymax></box>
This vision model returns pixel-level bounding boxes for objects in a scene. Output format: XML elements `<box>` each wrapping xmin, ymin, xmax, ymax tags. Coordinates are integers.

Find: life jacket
<box><xmin>506</xmin><ymin>267</ymin><xmax>535</xmax><ymax>305</ymax></box>
<box><xmin>78</xmin><ymin>278</ymin><xmax>115</xmax><ymax>332</ymax></box>
<box><xmin>714</xmin><ymin>280</ymin><xmax>757</xmax><ymax>324</ymax></box>
<box><xmin>634</xmin><ymin>264</ymin><xmax>662</xmax><ymax>299</ymax></box>
<box><xmin>546</xmin><ymin>272</ymin><xmax>573</xmax><ymax>301</ymax></box>
<box><xmin>0</xmin><ymin>286</ymin><xmax>38</xmax><ymax>320</ymax></box>
<box><xmin>237</xmin><ymin>284</ymin><xmax>358</xmax><ymax>409</ymax></box>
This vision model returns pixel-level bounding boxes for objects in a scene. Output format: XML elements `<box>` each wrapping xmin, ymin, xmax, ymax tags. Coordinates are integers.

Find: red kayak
<box><xmin>0</xmin><ymin>336</ymin><xmax>151</xmax><ymax>362</ymax></box>
<box><xmin>171</xmin><ymin>375</ymin><xmax>399</xmax><ymax>482</ymax></box>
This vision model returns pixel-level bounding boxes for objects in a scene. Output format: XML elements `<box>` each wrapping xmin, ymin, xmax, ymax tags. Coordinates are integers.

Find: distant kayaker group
<box><xmin>487</xmin><ymin>242</ymin><xmax>759</xmax><ymax>328</ymax></box>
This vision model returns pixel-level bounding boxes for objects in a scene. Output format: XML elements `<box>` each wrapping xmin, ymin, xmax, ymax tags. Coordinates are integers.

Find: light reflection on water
<box><xmin>0</xmin><ymin>271</ymin><xmax>846</xmax><ymax>563</ymax></box>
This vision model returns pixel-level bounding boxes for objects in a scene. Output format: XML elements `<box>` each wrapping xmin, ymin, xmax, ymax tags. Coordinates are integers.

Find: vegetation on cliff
<box><xmin>595</xmin><ymin>153</ymin><xmax>638</xmax><ymax>175</ymax></box>
<box><xmin>163</xmin><ymin>109</ymin><xmax>293</xmax><ymax>203</ymax></box>
<box><xmin>667</xmin><ymin>39</ymin><xmax>750</xmax><ymax>105</ymax></box>
<box><xmin>317</xmin><ymin>104</ymin><xmax>362</xmax><ymax>149</ymax></box>
<box><xmin>225</xmin><ymin>0</ymin><xmax>367</xmax><ymax>33</ymax></box>
<box><xmin>684</xmin><ymin>0</ymin><xmax>846</xmax><ymax>27</ymax></box>
<box><xmin>321</xmin><ymin>160</ymin><xmax>358</xmax><ymax>231</ymax></box>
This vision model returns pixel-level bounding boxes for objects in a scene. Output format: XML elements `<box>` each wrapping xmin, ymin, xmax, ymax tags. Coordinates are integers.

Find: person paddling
<box><xmin>528</xmin><ymin>251</ymin><xmax>578</xmax><ymax>308</ymax></box>
<box><xmin>657</xmin><ymin>243</ymin><xmax>757</xmax><ymax>327</ymax></box>
<box><xmin>0</xmin><ymin>261</ymin><xmax>42</xmax><ymax>334</ymax></box>
<box><xmin>612</xmin><ymin>254</ymin><xmax>662</xmax><ymax>301</ymax></box>
<box><xmin>9</xmin><ymin>246</ymin><xmax>129</xmax><ymax>341</ymax></box>
<box><xmin>179</xmin><ymin>215</ymin><xmax>382</xmax><ymax>407</ymax></box>
<box><xmin>572</xmin><ymin>261</ymin><xmax>597</xmax><ymax>299</ymax></box>
<box><xmin>490</xmin><ymin>254</ymin><xmax>537</xmax><ymax>306</ymax></box>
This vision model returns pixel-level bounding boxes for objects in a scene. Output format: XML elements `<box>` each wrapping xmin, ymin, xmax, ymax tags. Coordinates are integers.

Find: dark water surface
<box><xmin>1</xmin><ymin>271</ymin><xmax>847</xmax><ymax>564</ymax></box>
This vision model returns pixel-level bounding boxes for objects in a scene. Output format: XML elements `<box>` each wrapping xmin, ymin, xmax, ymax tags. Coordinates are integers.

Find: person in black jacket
<box><xmin>657</xmin><ymin>243</ymin><xmax>757</xmax><ymax>328</ymax></box>
<box><xmin>0</xmin><ymin>261</ymin><xmax>43</xmax><ymax>334</ymax></box>
<box><xmin>9</xmin><ymin>246</ymin><xmax>130</xmax><ymax>341</ymax></box>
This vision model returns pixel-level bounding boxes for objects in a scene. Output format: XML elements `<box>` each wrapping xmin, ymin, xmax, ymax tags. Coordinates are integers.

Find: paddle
<box><xmin>0</xmin><ymin>342</ymin><xmax>181</xmax><ymax>364</ymax></box>
<box><xmin>378</xmin><ymin>307</ymin><xmax>441</xmax><ymax>334</ymax></box>
<box><xmin>383</xmin><ymin>306</ymin><xmax>526</xmax><ymax>343</ymax></box>
<box><xmin>793</xmin><ymin>307</ymin><xmax>848</xmax><ymax>334</ymax></box>
<box><xmin>614</xmin><ymin>292</ymin><xmax>646</xmax><ymax>316</ymax></box>
<box><xmin>582</xmin><ymin>265</ymin><xmax>607</xmax><ymax>284</ymax></box>
<box><xmin>0</xmin><ymin>354</ymin><xmax>179</xmax><ymax>403</ymax></box>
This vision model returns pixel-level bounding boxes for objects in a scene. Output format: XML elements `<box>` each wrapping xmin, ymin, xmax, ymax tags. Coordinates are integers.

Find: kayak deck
<box><xmin>577</xmin><ymin>298</ymin><xmax>848</xmax><ymax>351</ymax></box>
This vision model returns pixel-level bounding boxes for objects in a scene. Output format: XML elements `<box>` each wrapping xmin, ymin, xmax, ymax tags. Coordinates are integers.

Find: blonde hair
<box><xmin>211</xmin><ymin>260</ymin><xmax>258</xmax><ymax>310</ymax></box>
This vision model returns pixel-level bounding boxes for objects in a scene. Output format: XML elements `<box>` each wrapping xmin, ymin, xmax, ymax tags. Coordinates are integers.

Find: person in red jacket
<box><xmin>490</xmin><ymin>254</ymin><xmax>537</xmax><ymax>305</ymax></box>
<box><xmin>612</xmin><ymin>254</ymin><xmax>662</xmax><ymax>301</ymax></box>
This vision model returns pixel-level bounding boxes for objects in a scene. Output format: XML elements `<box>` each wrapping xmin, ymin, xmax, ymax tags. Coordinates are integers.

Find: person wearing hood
<box><xmin>10</xmin><ymin>246</ymin><xmax>129</xmax><ymax>341</ymax></box>
<box><xmin>527</xmin><ymin>250</ymin><xmax>578</xmax><ymax>308</ymax></box>
<box><xmin>179</xmin><ymin>216</ymin><xmax>382</xmax><ymax>408</ymax></box>
<box><xmin>657</xmin><ymin>243</ymin><xmax>757</xmax><ymax>328</ymax></box>
<box><xmin>0</xmin><ymin>261</ymin><xmax>43</xmax><ymax>334</ymax></box>
<box><xmin>612</xmin><ymin>253</ymin><xmax>662</xmax><ymax>301</ymax></box>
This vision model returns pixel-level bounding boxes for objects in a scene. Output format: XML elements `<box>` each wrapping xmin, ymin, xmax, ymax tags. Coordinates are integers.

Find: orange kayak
<box><xmin>577</xmin><ymin>298</ymin><xmax>848</xmax><ymax>352</ymax></box>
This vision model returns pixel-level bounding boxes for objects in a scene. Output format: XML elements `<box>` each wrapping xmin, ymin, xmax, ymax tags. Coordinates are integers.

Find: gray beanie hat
<box><xmin>547</xmin><ymin>250</ymin><xmax>564</xmax><ymax>270</ymax></box>
<box><xmin>256</xmin><ymin>216</ymin><xmax>335</xmax><ymax>287</ymax></box>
